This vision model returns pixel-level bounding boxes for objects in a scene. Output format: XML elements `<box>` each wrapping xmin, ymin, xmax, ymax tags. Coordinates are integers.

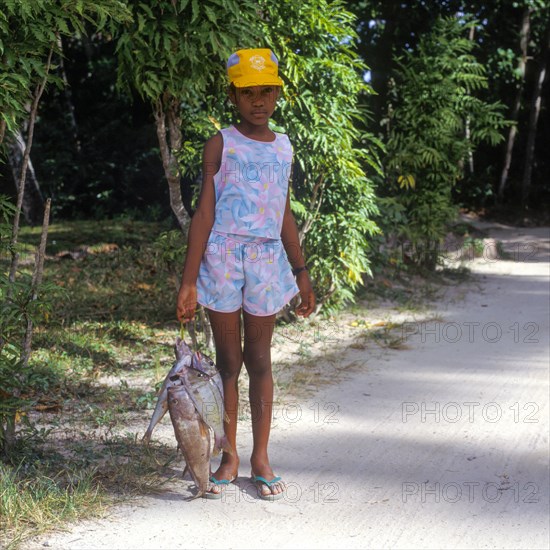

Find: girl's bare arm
<box><xmin>176</xmin><ymin>133</ymin><xmax>222</xmax><ymax>322</ymax></box>
<box><xmin>280</xmin><ymin>192</ymin><xmax>316</xmax><ymax>317</ymax></box>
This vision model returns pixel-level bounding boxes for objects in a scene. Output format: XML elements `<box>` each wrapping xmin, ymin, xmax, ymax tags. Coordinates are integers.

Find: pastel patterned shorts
<box><xmin>196</xmin><ymin>230</ymin><xmax>300</xmax><ymax>316</ymax></box>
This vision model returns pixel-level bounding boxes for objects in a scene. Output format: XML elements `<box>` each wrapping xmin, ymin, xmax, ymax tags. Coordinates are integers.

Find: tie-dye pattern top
<box><xmin>211</xmin><ymin>125</ymin><xmax>293</xmax><ymax>240</ymax></box>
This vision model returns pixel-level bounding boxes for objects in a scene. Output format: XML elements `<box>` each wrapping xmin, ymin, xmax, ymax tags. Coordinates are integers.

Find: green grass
<box><xmin>0</xmin><ymin>460</ymin><xmax>104</xmax><ymax>549</ymax></box>
<box><xmin>0</xmin><ymin>435</ymin><xmax>178</xmax><ymax>549</ymax></box>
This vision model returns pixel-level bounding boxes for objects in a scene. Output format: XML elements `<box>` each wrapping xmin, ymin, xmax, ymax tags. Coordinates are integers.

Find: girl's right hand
<box><xmin>176</xmin><ymin>283</ymin><xmax>197</xmax><ymax>323</ymax></box>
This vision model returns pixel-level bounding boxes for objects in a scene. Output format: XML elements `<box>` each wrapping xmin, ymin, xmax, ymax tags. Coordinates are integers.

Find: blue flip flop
<box><xmin>251</xmin><ymin>474</ymin><xmax>285</xmax><ymax>501</ymax></box>
<box><xmin>203</xmin><ymin>475</ymin><xmax>235</xmax><ymax>500</ymax></box>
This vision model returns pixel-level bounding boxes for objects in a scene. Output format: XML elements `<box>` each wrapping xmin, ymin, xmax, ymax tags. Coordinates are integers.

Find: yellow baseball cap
<box><xmin>227</xmin><ymin>48</ymin><xmax>283</xmax><ymax>88</ymax></box>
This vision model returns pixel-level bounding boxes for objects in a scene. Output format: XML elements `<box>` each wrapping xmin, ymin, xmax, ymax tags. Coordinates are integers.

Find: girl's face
<box><xmin>230</xmin><ymin>85</ymin><xmax>280</xmax><ymax>126</ymax></box>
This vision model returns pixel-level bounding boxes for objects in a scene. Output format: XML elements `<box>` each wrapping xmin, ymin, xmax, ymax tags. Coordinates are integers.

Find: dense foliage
<box><xmin>261</xmin><ymin>0</ymin><xmax>381</xmax><ymax>307</ymax></box>
<box><xmin>382</xmin><ymin>17</ymin><xmax>508</xmax><ymax>267</ymax></box>
<box><xmin>0</xmin><ymin>0</ymin><xmax>130</xmax><ymax>140</ymax></box>
<box><xmin>351</xmin><ymin>0</ymin><xmax>550</xmax><ymax>210</ymax></box>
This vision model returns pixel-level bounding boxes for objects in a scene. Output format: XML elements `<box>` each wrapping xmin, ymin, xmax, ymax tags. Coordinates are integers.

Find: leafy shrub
<box><xmin>382</xmin><ymin>17</ymin><xmax>507</xmax><ymax>268</ymax></box>
<box><xmin>262</xmin><ymin>0</ymin><xmax>382</xmax><ymax>310</ymax></box>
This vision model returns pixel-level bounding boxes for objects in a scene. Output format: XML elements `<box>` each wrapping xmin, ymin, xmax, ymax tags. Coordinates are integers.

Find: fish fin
<box><xmin>199</xmin><ymin>420</ymin><xmax>209</xmax><ymax>438</ymax></box>
<box><xmin>214</xmin><ymin>435</ymin><xmax>233</xmax><ymax>456</ymax></box>
<box><xmin>142</xmin><ymin>431</ymin><xmax>151</xmax><ymax>444</ymax></box>
<box><xmin>211</xmin><ymin>435</ymin><xmax>221</xmax><ymax>456</ymax></box>
<box><xmin>224</xmin><ymin>411</ymin><xmax>230</xmax><ymax>423</ymax></box>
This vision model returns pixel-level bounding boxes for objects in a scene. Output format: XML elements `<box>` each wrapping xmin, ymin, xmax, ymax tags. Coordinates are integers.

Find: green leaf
<box><xmin>191</xmin><ymin>0</ymin><xmax>200</xmax><ymax>23</ymax></box>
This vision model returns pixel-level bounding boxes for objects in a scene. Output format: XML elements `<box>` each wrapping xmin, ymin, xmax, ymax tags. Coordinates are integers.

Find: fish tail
<box><xmin>212</xmin><ymin>434</ymin><xmax>232</xmax><ymax>456</ymax></box>
<box><xmin>213</xmin><ymin>434</ymin><xmax>223</xmax><ymax>456</ymax></box>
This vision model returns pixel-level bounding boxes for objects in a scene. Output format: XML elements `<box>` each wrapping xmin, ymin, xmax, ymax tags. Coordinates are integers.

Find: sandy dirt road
<box><xmin>33</xmin><ymin>223</ymin><xmax>549</xmax><ymax>550</ymax></box>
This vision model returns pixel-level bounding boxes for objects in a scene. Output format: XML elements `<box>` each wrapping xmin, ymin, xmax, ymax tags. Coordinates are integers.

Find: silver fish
<box><xmin>191</xmin><ymin>350</ymin><xmax>218</xmax><ymax>377</ymax></box>
<box><xmin>180</xmin><ymin>360</ymin><xmax>231</xmax><ymax>457</ymax></box>
<box><xmin>142</xmin><ymin>338</ymin><xmax>193</xmax><ymax>444</ymax></box>
<box><xmin>192</xmin><ymin>350</ymin><xmax>224</xmax><ymax>398</ymax></box>
<box><xmin>167</xmin><ymin>382</ymin><xmax>211</xmax><ymax>498</ymax></box>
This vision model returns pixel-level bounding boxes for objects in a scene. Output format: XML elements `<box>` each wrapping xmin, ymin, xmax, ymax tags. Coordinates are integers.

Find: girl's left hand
<box><xmin>295</xmin><ymin>272</ymin><xmax>315</xmax><ymax>317</ymax></box>
<box><xmin>176</xmin><ymin>283</ymin><xmax>197</xmax><ymax>323</ymax></box>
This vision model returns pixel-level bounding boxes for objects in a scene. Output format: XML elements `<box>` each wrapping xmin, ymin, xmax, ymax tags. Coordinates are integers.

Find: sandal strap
<box><xmin>252</xmin><ymin>475</ymin><xmax>282</xmax><ymax>487</ymax></box>
<box><xmin>209</xmin><ymin>475</ymin><xmax>234</xmax><ymax>486</ymax></box>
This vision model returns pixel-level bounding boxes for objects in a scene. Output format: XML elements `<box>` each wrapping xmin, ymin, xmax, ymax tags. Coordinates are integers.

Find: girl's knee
<box><xmin>217</xmin><ymin>350</ymin><xmax>243</xmax><ymax>378</ymax></box>
<box><xmin>243</xmin><ymin>349</ymin><xmax>272</xmax><ymax>377</ymax></box>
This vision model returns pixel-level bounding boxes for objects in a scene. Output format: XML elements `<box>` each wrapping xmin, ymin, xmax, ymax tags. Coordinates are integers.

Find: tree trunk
<box><xmin>153</xmin><ymin>95</ymin><xmax>189</xmax><ymax>233</ymax></box>
<box><xmin>465</xmin><ymin>23</ymin><xmax>475</xmax><ymax>176</ymax></box>
<box><xmin>521</xmin><ymin>21</ymin><xmax>550</xmax><ymax>210</ymax></box>
<box><xmin>497</xmin><ymin>7</ymin><xmax>531</xmax><ymax>201</ymax></box>
<box><xmin>0</xmin><ymin>119</ymin><xmax>6</xmax><ymax>146</ymax></box>
<box><xmin>7</xmin><ymin>129</ymin><xmax>45</xmax><ymax>225</ymax></box>
<box><xmin>0</xmin><ymin>45</ymin><xmax>53</xmax><ymax>363</ymax></box>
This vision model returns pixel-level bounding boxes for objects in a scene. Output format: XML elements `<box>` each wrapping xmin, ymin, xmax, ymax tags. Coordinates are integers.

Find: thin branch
<box><xmin>9</xmin><ymin>44</ymin><xmax>54</xmax><ymax>280</ymax></box>
<box><xmin>309</xmin><ymin>173</ymin><xmax>324</xmax><ymax>210</ymax></box>
<box><xmin>299</xmin><ymin>174</ymin><xmax>325</xmax><ymax>243</ymax></box>
<box><xmin>21</xmin><ymin>198</ymin><xmax>51</xmax><ymax>368</ymax></box>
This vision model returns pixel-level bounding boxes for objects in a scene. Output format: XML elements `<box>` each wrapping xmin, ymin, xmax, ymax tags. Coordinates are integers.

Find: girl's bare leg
<box><xmin>242</xmin><ymin>310</ymin><xmax>284</xmax><ymax>496</ymax></box>
<box><xmin>206</xmin><ymin>308</ymin><xmax>242</xmax><ymax>494</ymax></box>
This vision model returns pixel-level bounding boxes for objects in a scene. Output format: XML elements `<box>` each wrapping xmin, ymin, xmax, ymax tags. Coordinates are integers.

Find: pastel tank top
<box><xmin>211</xmin><ymin>125</ymin><xmax>293</xmax><ymax>240</ymax></box>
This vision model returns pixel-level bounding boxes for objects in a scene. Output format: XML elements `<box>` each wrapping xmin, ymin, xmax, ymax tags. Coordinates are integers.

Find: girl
<box><xmin>176</xmin><ymin>48</ymin><xmax>315</xmax><ymax>501</ymax></box>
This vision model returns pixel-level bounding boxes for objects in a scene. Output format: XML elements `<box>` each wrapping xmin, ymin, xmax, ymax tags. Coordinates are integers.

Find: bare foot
<box><xmin>207</xmin><ymin>454</ymin><xmax>239</xmax><ymax>496</ymax></box>
<box><xmin>250</xmin><ymin>456</ymin><xmax>285</xmax><ymax>498</ymax></box>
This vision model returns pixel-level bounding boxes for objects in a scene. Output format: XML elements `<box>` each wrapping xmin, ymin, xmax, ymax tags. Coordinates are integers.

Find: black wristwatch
<box><xmin>292</xmin><ymin>265</ymin><xmax>308</xmax><ymax>276</ymax></box>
